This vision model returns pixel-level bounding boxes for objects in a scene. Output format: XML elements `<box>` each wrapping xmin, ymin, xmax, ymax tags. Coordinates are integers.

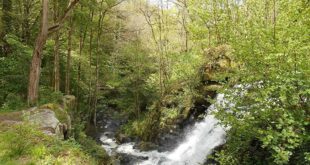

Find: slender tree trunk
<box><xmin>77</xmin><ymin>21</ymin><xmax>87</xmax><ymax>111</ymax></box>
<box><xmin>27</xmin><ymin>0</ymin><xmax>49</xmax><ymax>105</ymax></box>
<box><xmin>273</xmin><ymin>0</ymin><xmax>276</xmax><ymax>46</ymax></box>
<box><xmin>92</xmin><ymin>3</ymin><xmax>105</xmax><ymax>126</ymax></box>
<box><xmin>135</xmin><ymin>44</ymin><xmax>141</xmax><ymax>118</ymax></box>
<box><xmin>92</xmin><ymin>24</ymin><xmax>100</xmax><ymax>127</ymax></box>
<box><xmin>66</xmin><ymin>17</ymin><xmax>73</xmax><ymax>95</ymax></box>
<box><xmin>53</xmin><ymin>0</ymin><xmax>60</xmax><ymax>92</ymax></box>
<box><xmin>265</xmin><ymin>0</ymin><xmax>269</xmax><ymax>28</ymax></box>
<box><xmin>208</xmin><ymin>27</ymin><xmax>211</xmax><ymax>47</ymax></box>
<box><xmin>213</xmin><ymin>1</ymin><xmax>220</xmax><ymax>44</ymax></box>
<box><xmin>77</xmin><ymin>32</ymin><xmax>82</xmax><ymax>110</ymax></box>
<box><xmin>141</xmin><ymin>2</ymin><xmax>163</xmax><ymax>99</ymax></box>
<box><xmin>184</xmin><ymin>0</ymin><xmax>189</xmax><ymax>52</ymax></box>
<box><xmin>88</xmin><ymin>11</ymin><xmax>94</xmax><ymax>109</ymax></box>
<box><xmin>158</xmin><ymin>0</ymin><xmax>164</xmax><ymax>98</ymax></box>
<box><xmin>22</xmin><ymin>0</ymin><xmax>31</xmax><ymax>43</ymax></box>
<box><xmin>92</xmin><ymin>46</ymin><xmax>99</xmax><ymax>127</ymax></box>
<box><xmin>184</xmin><ymin>19</ymin><xmax>189</xmax><ymax>52</ymax></box>
<box><xmin>53</xmin><ymin>31</ymin><xmax>60</xmax><ymax>92</ymax></box>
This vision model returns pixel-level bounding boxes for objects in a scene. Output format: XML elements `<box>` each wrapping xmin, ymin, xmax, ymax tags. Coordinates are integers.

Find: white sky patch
<box><xmin>148</xmin><ymin>0</ymin><xmax>175</xmax><ymax>9</ymax></box>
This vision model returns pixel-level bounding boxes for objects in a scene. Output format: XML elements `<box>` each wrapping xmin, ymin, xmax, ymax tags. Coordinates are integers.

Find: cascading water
<box><xmin>100</xmin><ymin>94</ymin><xmax>227</xmax><ymax>165</ymax></box>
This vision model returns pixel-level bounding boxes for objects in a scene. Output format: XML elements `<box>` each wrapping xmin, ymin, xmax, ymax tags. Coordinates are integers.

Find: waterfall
<box><xmin>100</xmin><ymin>94</ymin><xmax>227</xmax><ymax>165</ymax></box>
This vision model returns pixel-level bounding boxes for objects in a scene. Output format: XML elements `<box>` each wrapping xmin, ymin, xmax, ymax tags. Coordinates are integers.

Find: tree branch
<box><xmin>48</xmin><ymin>0</ymin><xmax>80</xmax><ymax>34</ymax></box>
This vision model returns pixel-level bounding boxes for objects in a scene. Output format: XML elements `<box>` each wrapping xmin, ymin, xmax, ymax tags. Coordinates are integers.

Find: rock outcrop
<box><xmin>0</xmin><ymin>96</ymin><xmax>76</xmax><ymax>140</ymax></box>
<box><xmin>202</xmin><ymin>44</ymin><xmax>235</xmax><ymax>84</ymax></box>
<box><xmin>189</xmin><ymin>45</ymin><xmax>236</xmax><ymax>119</ymax></box>
<box><xmin>29</xmin><ymin>109</ymin><xmax>64</xmax><ymax>137</ymax></box>
<box><xmin>25</xmin><ymin>106</ymin><xmax>70</xmax><ymax>140</ymax></box>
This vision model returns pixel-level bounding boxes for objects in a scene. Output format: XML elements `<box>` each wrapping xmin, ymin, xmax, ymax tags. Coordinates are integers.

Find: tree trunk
<box><xmin>91</xmin><ymin>4</ymin><xmax>104</xmax><ymax>126</ymax></box>
<box><xmin>27</xmin><ymin>0</ymin><xmax>79</xmax><ymax>105</ymax></box>
<box><xmin>53</xmin><ymin>31</ymin><xmax>60</xmax><ymax>92</ymax></box>
<box><xmin>27</xmin><ymin>0</ymin><xmax>49</xmax><ymax>105</ymax></box>
<box><xmin>273</xmin><ymin>0</ymin><xmax>276</xmax><ymax>46</ymax></box>
<box><xmin>66</xmin><ymin>17</ymin><xmax>73</xmax><ymax>95</ymax></box>
<box><xmin>53</xmin><ymin>0</ymin><xmax>60</xmax><ymax>92</ymax></box>
<box><xmin>22</xmin><ymin>0</ymin><xmax>31</xmax><ymax>43</ymax></box>
<box><xmin>76</xmin><ymin>20</ymin><xmax>88</xmax><ymax>111</ymax></box>
<box><xmin>265</xmin><ymin>0</ymin><xmax>269</xmax><ymax>28</ymax></box>
<box><xmin>88</xmin><ymin>11</ymin><xmax>94</xmax><ymax>109</ymax></box>
<box><xmin>77</xmin><ymin>32</ymin><xmax>82</xmax><ymax>109</ymax></box>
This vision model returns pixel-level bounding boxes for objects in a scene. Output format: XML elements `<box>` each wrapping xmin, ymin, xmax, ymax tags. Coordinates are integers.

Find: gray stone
<box><xmin>26</xmin><ymin>108</ymin><xmax>68</xmax><ymax>139</ymax></box>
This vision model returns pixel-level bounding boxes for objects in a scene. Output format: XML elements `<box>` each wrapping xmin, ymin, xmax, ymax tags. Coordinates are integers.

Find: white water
<box><xmin>100</xmin><ymin>94</ymin><xmax>227</xmax><ymax>165</ymax></box>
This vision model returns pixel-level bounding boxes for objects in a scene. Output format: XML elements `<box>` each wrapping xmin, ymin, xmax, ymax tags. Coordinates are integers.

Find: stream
<box><xmin>98</xmin><ymin>94</ymin><xmax>227</xmax><ymax>165</ymax></box>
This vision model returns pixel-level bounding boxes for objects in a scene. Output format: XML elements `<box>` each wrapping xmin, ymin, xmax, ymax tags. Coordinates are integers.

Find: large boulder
<box><xmin>115</xmin><ymin>133</ymin><xmax>131</xmax><ymax>144</ymax></box>
<box><xmin>202</xmin><ymin>45</ymin><xmax>235</xmax><ymax>83</ymax></box>
<box><xmin>63</xmin><ymin>95</ymin><xmax>76</xmax><ymax>112</ymax></box>
<box><xmin>25</xmin><ymin>105</ymin><xmax>71</xmax><ymax>140</ymax></box>
<box><xmin>186</xmin><ymin>45</ymin><xmax>236</xmax><ymax>121</ymax></box>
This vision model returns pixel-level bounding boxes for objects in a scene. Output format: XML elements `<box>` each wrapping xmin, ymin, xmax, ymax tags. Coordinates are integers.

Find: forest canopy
<box><xmin>0</xmin><ymin>0</ymin><xmax>309</xmax><ymax>164</ymax></box>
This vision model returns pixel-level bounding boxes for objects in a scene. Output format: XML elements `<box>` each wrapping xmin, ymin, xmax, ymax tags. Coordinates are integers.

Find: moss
<box><xmin>39</xmin><ymin>103</ymin><xmax>69</xmax><ymax>125</ymax></box>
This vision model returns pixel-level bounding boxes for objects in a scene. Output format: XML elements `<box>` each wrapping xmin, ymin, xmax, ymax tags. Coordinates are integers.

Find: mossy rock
<box><xmin>23</xmin><ymin>105</ymin><xmax>71</xmax><ymax>140</ymax></box>
<box><xmin>202</xmin><ymin>45</ymin><xmax>236</xmax><ymax>82</ymax></box>
<box><xmin>115</xmin><ymin>133</ymin><xmax>131</xmax><ymax>144</ymax></box>
<box><xmin>63</xmin><ymin>95</ymin><xmax>76</xmax><ymax>111</ymax></box>
<box><xmin>39</xmin><ymin>103</ymin><xmax>70</xmax><ymax>125</ymax></box>
<box><xmin>180</xmin><ymin>106</ymin><xmax>192</xmax><ymax>120</ymax></box>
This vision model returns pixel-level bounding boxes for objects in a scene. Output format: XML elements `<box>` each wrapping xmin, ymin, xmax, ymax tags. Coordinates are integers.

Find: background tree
<box><xmin>27</xmin><ymin>0</ymin><xmax>79</xmax><ymax>105</ymax></box>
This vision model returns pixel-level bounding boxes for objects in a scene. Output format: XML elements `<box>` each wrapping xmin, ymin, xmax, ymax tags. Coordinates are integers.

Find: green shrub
<box><xmin>0</xmin><ymin>35</ymin><xmax>31</xmax><ymax>107</ymax></box>
<box><xmin>39</xmin><ymin>87</ymin><xmax>63</xmax><ymax>105</ymax></box>
<box><xmin>0</xmin><ymin>93</ymin><xmax>26</xmax><ymax>112</ymax></box>
<box><xmin>122</xmin><ymin>104</ymin><xmax>161</xmax><ymax>142</ymax></box>
<box><xmin>75</xmin><ymin>132</ymin><xmax>110</xmax><ymax>164</ymax></box>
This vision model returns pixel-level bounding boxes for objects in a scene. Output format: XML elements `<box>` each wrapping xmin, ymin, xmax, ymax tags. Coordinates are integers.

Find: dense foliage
<box><xmin>191</xmin><ymin>0</ymin><xmax>310</xmax><ymax>164</ymax></box>
<box><xmin>0</xmin><ymin>0</ymin><xmax>309</xmax><ymax>164</ymax></box>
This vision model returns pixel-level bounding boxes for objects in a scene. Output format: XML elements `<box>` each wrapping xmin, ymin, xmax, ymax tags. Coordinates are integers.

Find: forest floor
<box><xmin>0</xmin><ymin>111</ymin><xmax>23</xmax><ymax>122</ymax></box>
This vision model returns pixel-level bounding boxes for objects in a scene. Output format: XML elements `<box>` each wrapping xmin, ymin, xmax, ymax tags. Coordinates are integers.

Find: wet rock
<box><xmin>103</xmin><ymin>131</ymin><xmax>114</xmax><ymax>138</ymax></box>
<box><xmin>136</xmin><ymin>141</ymin><xmax>158</xmax><ymax>151</ymax></box>
<box><xmin>116</xmin><ymin>133</ymin><xmax>131</xmax><ymax>144</ymax></box>
<box><xmin>111</xmin><ymin>158</ymin><xmax>121</xmax><ymax>165</ymax></box>
<box><xmin>117</xmin><ymin>153</ymin><xmax>148</xmax><ymax>165</ymax></box>
<box><xmin>157</xmin><ymin>130</ymin><xmax>184</xmax><ymax>152</ymax></box>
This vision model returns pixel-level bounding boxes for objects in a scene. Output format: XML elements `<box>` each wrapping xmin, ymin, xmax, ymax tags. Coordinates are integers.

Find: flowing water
<box><xmin>100</xmin><ymin>94</ymin><xmax>227</xmax><ymax>165</ymax></box>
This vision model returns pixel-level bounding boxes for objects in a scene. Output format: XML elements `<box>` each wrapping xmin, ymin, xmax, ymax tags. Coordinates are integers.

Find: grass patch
<box><xmin>0</xmin><ymin>123</ymin><xmax>98</xmax><ymax>165</ymax></box>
